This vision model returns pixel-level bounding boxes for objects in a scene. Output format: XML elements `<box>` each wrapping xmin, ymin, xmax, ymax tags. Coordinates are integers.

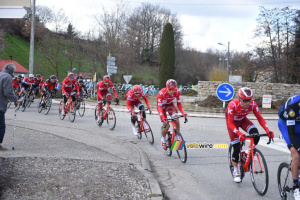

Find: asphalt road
<box><xmin>3</xmin><ymin>102</ymin><xmax>288</xmax><ymax>200</ymax></box>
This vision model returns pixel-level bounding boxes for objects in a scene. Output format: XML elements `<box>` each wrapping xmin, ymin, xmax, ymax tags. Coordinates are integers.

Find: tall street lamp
<box><xmin>218</xmin><ymin>42</ymin><xmax>230</xmax><ymax>82</ymax></box>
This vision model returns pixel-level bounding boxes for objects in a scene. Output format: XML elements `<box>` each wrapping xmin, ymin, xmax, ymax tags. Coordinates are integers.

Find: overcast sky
<box><xmin>36</xmin><ymin>0</ymin><xmax>300</xmax><ymax>53</ymax></box>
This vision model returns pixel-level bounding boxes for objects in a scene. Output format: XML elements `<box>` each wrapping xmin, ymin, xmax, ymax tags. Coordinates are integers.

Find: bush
<box><xmin>209</xmin><ymin>68</ymin><xmax>226</xmax><ymax>81</ymax></box>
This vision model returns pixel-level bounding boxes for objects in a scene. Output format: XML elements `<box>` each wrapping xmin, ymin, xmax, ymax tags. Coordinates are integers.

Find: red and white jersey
<box><xmin>126</xmin><ymin>89</ymin><xmax>145</xmax><ymax>101</ymax></box>
<box><xmin>62</xmin><ymin>77</ymin><xmax>79</xmax><ymax>94</ymax></box>
<box><xmin>226</xmin><ymin>98</ymin><xmax>269</xmax><ymax>134</ymax></box>
<box><xmin>156</xmin><ymin>88</ymin><xmax>185</xmax><ymax>117</ymax></box>
<box><xmin>96</xmin><ymin>81</ymin><xmax>117</xmax><ymax>99</ymax></box>
<box><xmin>156</xmin><ymin>88</ymin><xmax>181</xmax><ymax>106</ymax></box>
<box><xmin>126</xmin><ymin>89</ymin><xmax>149</xmax><ymax>107</ymax></box>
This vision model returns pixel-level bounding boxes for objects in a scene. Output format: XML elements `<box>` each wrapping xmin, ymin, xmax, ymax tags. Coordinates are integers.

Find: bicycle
<box><xmin>94</xmin><ymin>100</ymin><xmax>116</xmax><ymax>130</ymax></box>
<box><xmin>16</xmin><ymin>88</ymin><xmax>30</xmax><ymax>112</ymax></box>
<box><xmin>278</xmin><ymin>156</ymin><xmax>298</xmax><ymax>200</ymax></box>
<box><xmin>27</xmin><ymin>87</ymin><xmax>36</xmax><ymax>108</ymax></box>
<box><xmin>134</xmin><ymin>109</ymin><xmax>154</xmax><ymax>144</ymax></box>
<box><xmin>228</xmin><ymin>133</ymin><xmax>273</xmax><ymax>196</ymax></box>
<box><xmin>165</xmin><ymin>116</ymin><xmax>188</xmax><ymax>163</ymax></box>
<box><xmin>38</xmin><ymin>90</ymin><xmax>55</xmax><ymax>115</ymax></box>
<box><xmin>58</xmin><ymin>94</ymin><xmax>77</xmax><ymax>122</ymax></box>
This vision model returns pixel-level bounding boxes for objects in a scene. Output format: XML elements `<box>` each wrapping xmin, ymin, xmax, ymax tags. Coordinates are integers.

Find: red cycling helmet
<box><xmin>103</xmin><ymin>75</ymin><xmax>110</xmax><ymax>81</ymax></box>
<box><xmin>68</xmin><ymin>73</ymin><xmax>74</xmax><ymax>79</ymax></box>
<box><xmin>133</xmin><ymin>85</ymin><xmax>142</xmax><ymax>93</ymax></box>
<box><xmin>238</xmin><ymin>87</ymin><xmax>253</xmax><ymax>100</ymax></box>
<box><xmin>166</xmin><ymin>79</ymin><xmax>177</xmax><ymax>90</ymax></box>
<box><xmin>41</xmin><ymin>76</ymin><xmax>45</xmax><ymax>80</ymax></box>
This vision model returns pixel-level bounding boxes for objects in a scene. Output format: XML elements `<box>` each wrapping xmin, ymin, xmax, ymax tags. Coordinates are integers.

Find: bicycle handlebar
<box><xmin>166</xmin><ymin>115</ymin><xmax>188</xmax><ymax>123</ymax></box>
<box><xmin>133</xmin><ymin>109</ymin><xmax>151</xmax><ymax>114</ymax></box>
<box><xmin>245</xmin><ymin>133</ymin><xmax>274</xmax><ymax>145</ymax></box>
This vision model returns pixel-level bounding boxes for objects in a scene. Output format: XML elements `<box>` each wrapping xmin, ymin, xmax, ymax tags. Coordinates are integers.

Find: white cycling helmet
<box><xmin>29</xmin><ymin>74</ymin><xmax>34</xmax><ymax>78</ymax></box>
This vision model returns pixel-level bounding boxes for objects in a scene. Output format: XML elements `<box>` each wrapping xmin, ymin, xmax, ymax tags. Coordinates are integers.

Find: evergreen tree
<box><xmin>67</xmin><ymin>23</ymin><xmax>77</xmax><ymax>39</ymax></box>
<box><xmin>158</xmin><ymin>23</ymin><xmax>175</xmax><ymax>89</ymax></box>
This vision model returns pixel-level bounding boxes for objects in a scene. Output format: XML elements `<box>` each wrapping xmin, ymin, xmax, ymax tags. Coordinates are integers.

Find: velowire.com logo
<box><xmin>186</xmin><ymin>142</ymin><xmax>228</xmax><ymax>149</ymax></box>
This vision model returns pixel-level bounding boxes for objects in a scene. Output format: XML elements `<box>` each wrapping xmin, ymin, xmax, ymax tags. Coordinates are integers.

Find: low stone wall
<box><xmin>197</xmin><ymin>81</ymin><xmax>300</xmax><ymax>101</ymax></box>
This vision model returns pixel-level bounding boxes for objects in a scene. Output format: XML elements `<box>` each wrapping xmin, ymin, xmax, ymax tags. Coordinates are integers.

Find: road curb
<box><xmin>135</xmin><ymin>165</ymin><xmax>163</xmax><ymax>199</ymax></box>
<box><xmin>52</xmin><ymin>99</ymin><xmax>279</xmax><ymax>120</ymax></box>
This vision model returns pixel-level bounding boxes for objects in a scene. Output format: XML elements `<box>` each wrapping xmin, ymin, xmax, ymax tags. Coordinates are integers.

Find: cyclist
<box><xmin>226</xmin><ymin>87</ymin><xmax>274</xmax><ymax>183</ymax></box>
<box><xmin>157</xmin><ymin>79</ymin><xmax>187</xmax><ymax>150</ymax></box>
<box><xmin>74</xmin><ymin>79</ymin><xmax>87</xmax><ymax>109</ymax></box>
<box><xmin>61</xmin><ymin>73</ymin><xmax>80</xmax><ymax>116</ymax></box>
<box><xmin>32</xmin><ymin>74</ymin><xmax>42</xmax><ymax>98</ymax></box>
<box><xmin>76</xmin><ymin>73</ymin><xmax>83</xmax><ymax>81</ymax></box>
<box><xmin>12</xmin><ymin>74</ymin><xmax>22</xmax><ymax>98</ymax></box>
<box><xmin>96</xmin><ymin>75</ymin><xmax>119</xmax><ymax>122</ymax></box>
<box><xmin>20</xmin><ymin>74</ymin><xmax>35</xmax><ymax>103</ymax></box>
<box><xmin>126</xmin><ymin>85</ymin><xmax>151</xmax><ymax>135</ymax></box>
<box><xmin>40</xmin><ymin>75</ymin><xmax>58</xmax><ymax>107</ymax></box>
<box><xmin>278</xmin><ymin>95</ymin><xmax>300</xmax><ymax>198</ymax></box>
<box><xmin>77</xmin><ymin>79</ymin><xmax>87</xmax><ymax>96</ymax></box>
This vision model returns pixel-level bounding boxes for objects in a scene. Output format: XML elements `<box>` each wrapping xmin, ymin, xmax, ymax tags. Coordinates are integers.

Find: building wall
<box><xmin>198</xmin><ymin>81</ymin><xmax>300</xmax><ymax>101</ymax></box>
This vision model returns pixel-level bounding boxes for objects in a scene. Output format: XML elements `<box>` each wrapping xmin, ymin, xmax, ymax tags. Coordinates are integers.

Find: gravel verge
<box><xmin>0</xmin><ymin>157</ymin><xmax>151</xmax><ymax>200</ymax></box>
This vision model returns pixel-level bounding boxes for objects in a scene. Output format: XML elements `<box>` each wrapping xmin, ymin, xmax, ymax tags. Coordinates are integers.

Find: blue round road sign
<box><xmin>216</xmin><ymin>83</ymin><xmax>234</xmax><ymax>101</ymax></box>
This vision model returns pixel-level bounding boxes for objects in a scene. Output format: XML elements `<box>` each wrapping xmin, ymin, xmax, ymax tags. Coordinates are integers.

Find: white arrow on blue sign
<box><xmin>216</xmin><ymin>83</ymin><xmax>234</xmax><ymax>101</ymax></box>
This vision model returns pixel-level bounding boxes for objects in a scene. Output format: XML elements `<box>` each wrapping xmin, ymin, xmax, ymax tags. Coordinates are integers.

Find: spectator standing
<box><xmin>0</xmin><ymin>64</ymin><xmax>19</xmax><ymax>150</ymax></box>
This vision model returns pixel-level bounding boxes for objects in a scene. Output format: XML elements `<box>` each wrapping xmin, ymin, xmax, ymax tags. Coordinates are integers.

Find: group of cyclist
<box><xmin>12</xmin><ymin>73</ymin><xmax>89</xmax><ymax>112</ymax></box>
<box><xmin>12</xmin><ymin>73</ymin><xmax>57</xmax><ymax>108</ymax></box>
<box><xmin>10</xmin><ymin>71</ymin><xmax>300</xmax><ymax>198</ymax></box>
<box><xmin>115</xmin><ymin>76</ymin><xmax>300</xmax><ymax>198</ymax></box>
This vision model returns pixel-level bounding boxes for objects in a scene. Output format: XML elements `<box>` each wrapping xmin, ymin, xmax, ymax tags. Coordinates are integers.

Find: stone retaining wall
<box><xmin>197</xmin><ymin>81</ymin><xmax>300</xmax><ymax>101</ymax></box>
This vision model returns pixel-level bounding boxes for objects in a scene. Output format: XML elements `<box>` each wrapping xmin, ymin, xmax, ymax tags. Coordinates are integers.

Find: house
<box><xmin>0</xmin><ymin>57</ymin><xmax>28</xmax><ymax>76</ymax></box>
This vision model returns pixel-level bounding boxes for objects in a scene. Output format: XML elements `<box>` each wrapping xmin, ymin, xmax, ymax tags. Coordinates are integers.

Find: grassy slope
<box><xmin>0</xmin><ymin>34</ymin><xmax>159</xmax><ymax>84</ymax></box>
<box><xmin>1</xmin><ymin>34</ymin><xmax>30</xmax><ymax>69</ymax></box>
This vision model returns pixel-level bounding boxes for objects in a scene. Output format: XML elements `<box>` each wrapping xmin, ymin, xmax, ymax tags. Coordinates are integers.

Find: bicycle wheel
<box><xmin>59</xmin><ymin>101</ymin><xmax>65</xmax><ymax>120</ymax></box>
<box><xmin>175</xmin><ymin>130</ymin><xmax>187</xmax><ymax>163</ymax></box>
<box><xmin>228</xmin><ymin>144</ymin><xmax>245</xmax><ymax>181</ymax></box>
<box><xmin>142</xmin><ymin>120</ymin><xmax>154</xmax><ymax>144</ymax></box>
<box><xmin>21</xmin><ymin>96</ymin><xmax>28</xmax><ymax>112</ymax></box>
<box><xmin>44</xmin><ymin>98</ymin><xmax>52</xmax><ymax>115</ymax></box>
<box><xmin>78</xmin><ymin>99</ymin><xmax>85</xmax><ymax>117</ymax></box>
<box><xmin>27</xmin><ymin>95</ymin><xmax>34</xmax><ymax>107</ymax></box>
<box><xmin>278</xmin><ymin>162</ymin><xmax>294</xmax><ymax>200</ymax></box>
<box><xmin>250</xmin><ymin>148</ymin><xmax>269</xmax><ymax>196</ymax></box>
<box><xmin>106</xmin><ymin>107</ymin><xmax>116</xmax><ymax>130</ymax></box>
<box><xmin>38</xmin><ymin>99</ymin><xmax>43</xmax><ymax>113</ymax></box>
<box><xmin>68</xmin><ymin>102</ymin><xmax>76</xmax><ymax>122</ymax></box>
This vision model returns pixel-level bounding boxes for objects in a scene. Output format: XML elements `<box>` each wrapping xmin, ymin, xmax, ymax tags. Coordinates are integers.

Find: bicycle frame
<box><xmin>64</xmin><ymin>96</ymin><xmax>74</xmax><ymax>114</ymax></box>
<box><xmin>241</xmin><ymin>134</ymin><xmax>270</xmax><ymax>173</ymax></box>
<box><xmin>167</xmin><ymin>116</ymin><xmax>183</xmax><ymax>146</ymax></box>
<box><xmin>102</xmin><ymin>101</ymin><xmax>112</xmax><ymax>120</ymax></box>
<box><xmin>134</xmin><ymin>109</ymin><xmax>149</xmax><ymax>132</ymax></box>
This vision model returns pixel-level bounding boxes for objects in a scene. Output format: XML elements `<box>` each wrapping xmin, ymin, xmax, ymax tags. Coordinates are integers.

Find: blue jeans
<box><xmin>0</xmin><ymin>111</ymin><xmax>5</xmax><ymax>144</ymax></box>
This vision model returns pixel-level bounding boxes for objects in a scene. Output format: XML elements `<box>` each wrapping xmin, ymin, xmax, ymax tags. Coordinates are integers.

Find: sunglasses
<box><xmin>134</xmin><ymin>92</ymin><xmax>140</xmax><ymax>95</ymax></box>
<box><xmin>104</xmin><ymin>81</ymin><xmax>109</xmax><ymax>83</ymax></box>
<box><xmin>167</xmin><ymin>89</ymin><xmax>175</xmax><ymax>92</ymax></box>
<box><xmin>240</xmin><ymin>98</ymin><xmax>251</xmax><ymax>103</ymax></box>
